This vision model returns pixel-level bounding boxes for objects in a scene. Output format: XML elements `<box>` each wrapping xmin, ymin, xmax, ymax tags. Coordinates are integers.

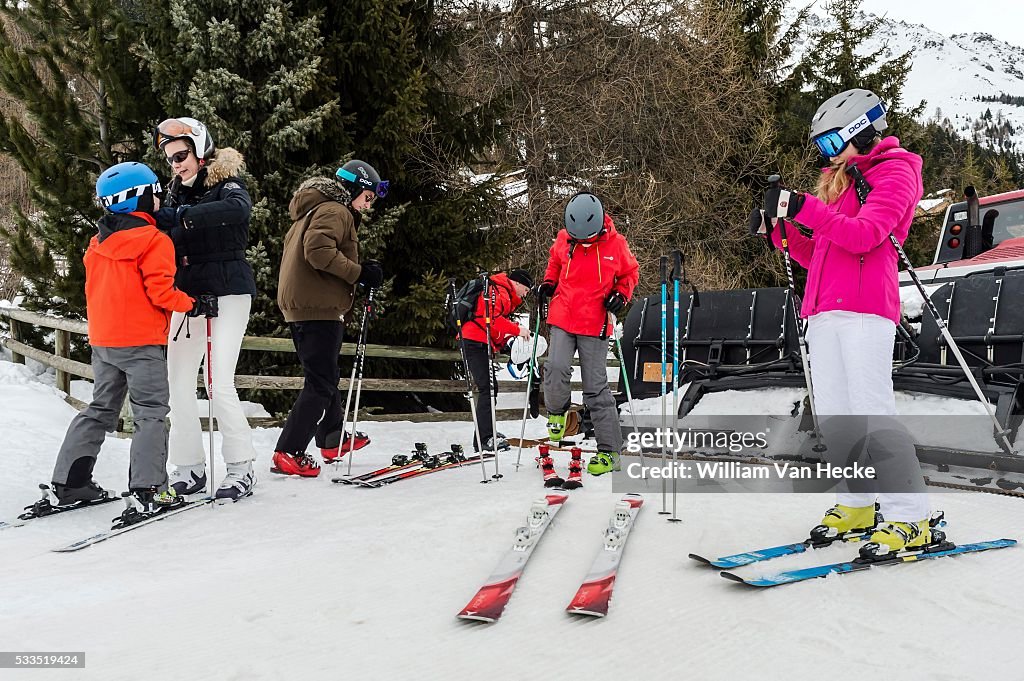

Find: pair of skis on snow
<box><xmin>689</xmin><ymin>518</ymin><xmax>1017</xmax><ymax>587</ymax></box>
<box><xmin>331</xmin><ymin>444</ymin><xmax>494</xmax><ymax>488</ymax></box>
<box><xmin>457</xmin><ymin>493</ymin><xmax>643</xmax><ymax>622</ymax></box>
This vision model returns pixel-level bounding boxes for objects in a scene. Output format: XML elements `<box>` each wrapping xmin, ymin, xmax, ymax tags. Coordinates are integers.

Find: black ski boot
<box><xmin>53</xmin><ymin>480</ymin><xmax>108</xmax><ymax>506</ymax></box>
<box><xmin>113</xmin><ymin>488</ymin><xmax>181</xmax><ymax>529</ymax></box>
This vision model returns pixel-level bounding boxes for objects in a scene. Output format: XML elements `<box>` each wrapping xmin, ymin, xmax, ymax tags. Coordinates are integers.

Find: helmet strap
<box><xmin>851</xmin><ymin>129</ymin><xmax>880</xmax><ymax>154</ymax></box>
<box><xmin>135</xmin><ymin>189</ymin><xmax>156</xmax><ymax>213</ymax></box>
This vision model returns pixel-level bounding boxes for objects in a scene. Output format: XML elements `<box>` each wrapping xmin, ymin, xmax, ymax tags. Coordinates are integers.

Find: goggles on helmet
<box><xmin>336</xmin><ymin>167</ymin><xmax>389</xmax><ymax>198</ymax></box>
<box><xmin>97</xmin><ymin>181</ymin><xmax>163</xmax><ymax>208</ymax></box>
<box><xmin>811</xmin><ymin>101</ymin><xmax>887</xmax><ymax>157</ymax></box>
<box><xmin>154</xmin><ymin>118</ymin><xmax>201</xmax><ymax>149</ymax></box>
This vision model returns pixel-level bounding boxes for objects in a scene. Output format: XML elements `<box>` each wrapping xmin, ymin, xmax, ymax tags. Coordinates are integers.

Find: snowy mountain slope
<box><xmin>791</xmin><ymin>8</ymin><xmax>1024</xmax><ymax>150</ymax></box>
<box><xmin>2</xmin><ymin>359</ymin><xmax>1024</xmax><ymax>680</ymax></box>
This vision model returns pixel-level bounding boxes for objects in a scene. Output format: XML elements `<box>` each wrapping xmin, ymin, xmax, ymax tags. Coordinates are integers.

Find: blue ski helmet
<box><xmin>96</xmin><ymin>162</ymin><xmax>162</xmax><ymax>214</ymax></box>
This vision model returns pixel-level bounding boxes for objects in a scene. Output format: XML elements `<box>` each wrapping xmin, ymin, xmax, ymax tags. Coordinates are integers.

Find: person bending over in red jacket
<box><xmin>537</xmin><ymin>193</ymin><xmax>639</xmax><ymax>475</ymax></box>
<box><xmin>458</xmin><ymin>269</ymin><xmax>534</xmax><ymax>451</ymax></box>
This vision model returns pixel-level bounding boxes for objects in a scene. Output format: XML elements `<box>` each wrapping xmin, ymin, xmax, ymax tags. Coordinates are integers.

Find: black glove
<box><xmin>748</xmin><ymin>208</ymin><xmax>771</xmax><ymax>237</ymax></box>
<box><xmin>604</xmin><ymin>291</ymin><xmax>627</xmax><ymax>314</ymax></box>
<box><xmin>535</xmin><ymin>281</ymin><xmax>556</xmax><ymax>304</ymax></box>
<box><xmin>155</xmin><ymin>205</ymin><xmax>187</xmax><ymax>233</ymax></box>
<box><xmin>358</xmin><ymin>260</ymin><xmax>384</xmax><ymax>288</ymax></box>
<box><xmin>763</xmin><ymin>185</ymin><xmax>805</xmax><ymax>220</ymax></box>
<box><xmin>187</xmin><ymin>294</ymin><xmax>219</xmax><ymax>318</ymax></box>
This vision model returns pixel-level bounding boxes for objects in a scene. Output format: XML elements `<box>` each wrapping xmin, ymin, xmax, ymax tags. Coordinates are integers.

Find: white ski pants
<box><xmin>167</xmin><ymin>294</ymin><xmax>256</xmax><ymax>467</ymax></box>
<box><xmin>806</xmin><ymin>310</ymin><xmax>929</xmax><ymax>522</ymax></box>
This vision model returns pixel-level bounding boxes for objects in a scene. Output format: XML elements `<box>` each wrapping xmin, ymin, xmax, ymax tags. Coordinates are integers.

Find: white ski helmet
<box><xmin>509</xmin><ymin>334</ymin><xmax>548</xmax><ymax>366</ymax></box>
<box><xmin>808</xmin><ymin>89</ymin><xmax>887</xmax><ymax>157</ymax></box>
<box><xmin>154</xmin><ymin>117</ymin><xmax>215</xmax><ymax>160</ymax></box>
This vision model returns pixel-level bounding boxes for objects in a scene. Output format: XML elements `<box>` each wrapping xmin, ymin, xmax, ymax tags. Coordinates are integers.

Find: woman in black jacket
<box><xmin>154</xmin><ymin>117</ymin><xmax>257</xmax><ymax>503</ymax></box>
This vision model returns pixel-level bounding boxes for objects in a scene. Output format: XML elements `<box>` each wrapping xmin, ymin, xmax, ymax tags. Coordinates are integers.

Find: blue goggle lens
<box><xmin>813</xmin><ymin>131</ymin><xmax>848</xmax><ymax>157</ymax></box>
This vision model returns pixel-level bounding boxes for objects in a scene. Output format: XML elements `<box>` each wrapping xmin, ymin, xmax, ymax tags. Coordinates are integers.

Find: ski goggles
<box><xmin>336</xmin><ymin>167</ymin><xmax>390</xmax><ymax>198</ymax></box>
<box><xmin>154</xmin><ymin>118</ymin><xmax>202</xmax><ymax>149</ymax></box>
<box><xmin>811</xmin><ymin>101</ymin><xmax>887</xmax><ymax>157</ymax></box>
<box><xmin>98</xmin><ymin>181</ymin><xmax>163</xmax><ymax>208</ymax></box>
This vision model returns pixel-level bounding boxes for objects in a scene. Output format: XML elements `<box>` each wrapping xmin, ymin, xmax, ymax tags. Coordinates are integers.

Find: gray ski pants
<box><xmin>51</xmin><ymin>345</ymin><xmax>171</xmax><ymax>491</ymax></box>
<box><xmin>543</xmin><ymin>326</ymin><xmax>623</xmax><ymax>453</ymax></box>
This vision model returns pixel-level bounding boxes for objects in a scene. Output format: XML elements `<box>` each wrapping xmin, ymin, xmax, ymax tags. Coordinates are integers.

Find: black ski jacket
<box><xmin>158</xmin><ymin>147</ymin><xmax>257</xmax><ymax>298</ymax></box>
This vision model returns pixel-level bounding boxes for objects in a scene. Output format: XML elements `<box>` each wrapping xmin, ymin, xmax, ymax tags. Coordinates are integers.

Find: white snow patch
<box><xmin>1</xmin><ymin>358</ymin><xmax>1022</xmax><ymax>679</ymax></box>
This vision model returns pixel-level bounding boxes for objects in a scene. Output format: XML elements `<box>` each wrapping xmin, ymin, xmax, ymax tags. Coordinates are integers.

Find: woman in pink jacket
<box><xmin>761</xmin><ymin>89</ymin><xmax>930</xmax><ymax>558</ymax></box>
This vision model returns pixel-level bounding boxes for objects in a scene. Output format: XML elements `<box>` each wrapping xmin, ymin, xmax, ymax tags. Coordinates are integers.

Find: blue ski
<box><xmin>720</xmin><ymin>538</ymin><xmax>1017</xmax><ymax>587</ymax></box>
<box><xmin>688</xmin><ymin>530</ymin><xmax>873</xmax><ymax>569</ymax></box>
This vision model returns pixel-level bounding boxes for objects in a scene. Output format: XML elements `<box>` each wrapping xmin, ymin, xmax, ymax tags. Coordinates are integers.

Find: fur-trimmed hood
<box><xmin>288</xmin><ymin>176</ymin><xmax>352</xmax><ymax>221</ymax></box>
<box><xmin>204</xmin><ymin>147</ymin><xmax>245</xmax><ymax>187</ymax></box>
<box><xmin>298</xmin><ymin>176</ymin><xmax>348</xmax><ymax>203</ymax></box>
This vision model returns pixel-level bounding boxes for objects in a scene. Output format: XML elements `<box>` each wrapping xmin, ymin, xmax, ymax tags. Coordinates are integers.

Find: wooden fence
<box><xmin>0</xmin><ymin>307</ymin><xmax>611</xmax><ymax>428</ymax></box>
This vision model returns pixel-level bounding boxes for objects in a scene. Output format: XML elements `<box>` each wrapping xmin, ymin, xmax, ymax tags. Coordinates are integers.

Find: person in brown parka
<box><xmin>272</xmin><ymin>161</ymin><xmax>388</xmax><ymax>477</ymax></box>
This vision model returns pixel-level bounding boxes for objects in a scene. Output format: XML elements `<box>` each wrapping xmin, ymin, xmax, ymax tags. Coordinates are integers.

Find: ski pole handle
<box><xmin>767</xmin><ymin>174</ymin><xmax>788</xmax><ymax>242</ymax></box>
<box><xmin>660</xmin><ymin>255</ymin><xmax>668</xmax><ymax>285</ymax></box>
<box><xmin>672</xmin><ymin>250</ymin><xmax>682</xmax><ymax>282</ymax></box>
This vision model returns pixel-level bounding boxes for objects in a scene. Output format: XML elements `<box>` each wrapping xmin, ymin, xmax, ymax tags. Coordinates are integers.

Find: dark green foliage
<box><xmin>0</xmin><ymin>0</ymin><xmax>161</xmax><ymax>320</ymax></box>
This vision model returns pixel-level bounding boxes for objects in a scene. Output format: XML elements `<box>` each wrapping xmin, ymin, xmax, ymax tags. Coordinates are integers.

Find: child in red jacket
<box><xmin>48</xmin><ymin>162</ymin><xmax>195</xmax><ymax>514</ymax></box>
<box><xmin>537</xmin><ymin>193</ymin><xmax>639</xmax><ymax>474</ymax></box>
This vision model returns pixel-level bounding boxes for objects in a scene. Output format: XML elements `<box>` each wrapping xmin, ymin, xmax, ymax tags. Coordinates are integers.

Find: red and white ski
<box><xmin>457</xmin><ymin>493</ymin><xmax>569</xmax><ymax>623</ymax></box>
<box><xmin>566</xmin><ymin>493</ymin><xmax>644</xmax><ymax>617</ymax></box>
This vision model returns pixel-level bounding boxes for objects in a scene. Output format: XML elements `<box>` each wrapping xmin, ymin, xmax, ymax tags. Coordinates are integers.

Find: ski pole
<box><xmin>669</xmin><ymin>250</ymin><xmax>682</xmax><ymax>523</ymax></box>
<box><xmin>844</xmin><ymin>165</ymin><xmax>1014</xmax><ymax>453</ymax></box>
<box><xmin>892</xmin><ymin>236</ymin><xmax>1013</xmax><ymax>451</ymax></box>
<box><xmin>449</xmin><ymin>278</ymin><xmax>490</xmax><ymax>483</ymax></box>
<box><xmin>610</xmin><ymin>312</ymin><xmax>645</xmax><ymax>478</ymax></box>
<box><xmin>205</xmin><ymin>312</ymin><xmax>215</xmax><ymax>500</ymax></box>
<box><xmin>482</xmin><ymin>272</ymin><xmax>502</xmax><ymax>480</ymax></box>
<box><xmin>338</xmin><ymin>326</ymin><xmax>360</xmax><ymax>470</ymax></box>
<box><xmin>345</xmin><ymin>288</ymin><xmax>376</xmax><ymax>476</ymax></box>
<box><xmin>514</xmin><ymin>305</ymin><xmax>543</xmax><ymax>471</ymax></box>
<box><xmin>659</xmin><ymin>255</ymin><xmax>669</xmax><ymax>515</ymax></box>
<box><xmin>768</xmin><ymin>175</ymin><xmax>826</xmax><ymax>455</ymax></box>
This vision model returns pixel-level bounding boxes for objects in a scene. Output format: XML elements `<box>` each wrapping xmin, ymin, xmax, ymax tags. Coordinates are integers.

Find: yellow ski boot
<box><xmin>809</xmin><ymin>503</ymin><xmax>879</xmax><ymax>543</ymax></box>
<box><xmin>860</xmin><ymin>519</ymin><xmax>934</xmax><ymax>559</ymax></box>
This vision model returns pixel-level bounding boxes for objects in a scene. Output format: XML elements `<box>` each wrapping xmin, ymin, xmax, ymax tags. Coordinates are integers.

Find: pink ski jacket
<box><xmin>770</xmin><ymin>136</ymin><xmax>924</xmax><ymax>325</ymax></box>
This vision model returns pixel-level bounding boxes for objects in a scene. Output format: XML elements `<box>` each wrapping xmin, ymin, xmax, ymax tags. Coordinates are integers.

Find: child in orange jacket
<box><xmin>48</xmin><ymin>162</ymin><xmax>196</xmax><ymax>514</ymax></box>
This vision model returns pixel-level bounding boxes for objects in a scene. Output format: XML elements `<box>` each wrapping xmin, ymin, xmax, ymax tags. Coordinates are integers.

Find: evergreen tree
<box><xmin>0</xmin><ymin>0</ymin><xmax>159</xmax><ymax>318</ymax></box>
<box><xmin>136</xmin><ymin>0</ymin><xmax>340</xmax><ymax>336</ymax></box>
<box><xmin>290</xmin><ymin>0</ymin><xmax>510</xmax><ymax>347</ymax></box>
<box><xmin>138</xmin><ymin>0</ymin><xmax>508</xmax><ymax>412</ymax></box>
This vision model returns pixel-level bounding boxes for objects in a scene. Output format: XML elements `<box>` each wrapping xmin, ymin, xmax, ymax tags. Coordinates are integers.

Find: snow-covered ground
<box><xmin>2</xmin><ymin>357</ymin><xmax>1023</xmax><ymax>681</ymax></box>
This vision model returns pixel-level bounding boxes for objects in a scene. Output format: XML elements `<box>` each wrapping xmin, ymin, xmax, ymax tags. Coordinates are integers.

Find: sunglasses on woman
<box><xmin>166</xmin><ymin>150</ymin><xmax>191</xmax><ymax>165</ymax></box>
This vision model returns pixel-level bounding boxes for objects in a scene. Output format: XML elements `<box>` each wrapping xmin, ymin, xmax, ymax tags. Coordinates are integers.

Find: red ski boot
<box><xmin>537</xmin><ymin>445</ymin><xmax>564</xmax><ymax>488</ymax></box>
<box><xmin>271</xmin><ymin>451</ymin><xmax>321</xmax><ymax>478</ymax></box>
<box><xmin>562</xmin><ymin>447</ymin><xmax>584</xmax><ymax>490</ymax></box>
<box><xmin>321</xmin><ymin>431</ymin><xmax>371</xmax><ymax>463</ymax></box>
